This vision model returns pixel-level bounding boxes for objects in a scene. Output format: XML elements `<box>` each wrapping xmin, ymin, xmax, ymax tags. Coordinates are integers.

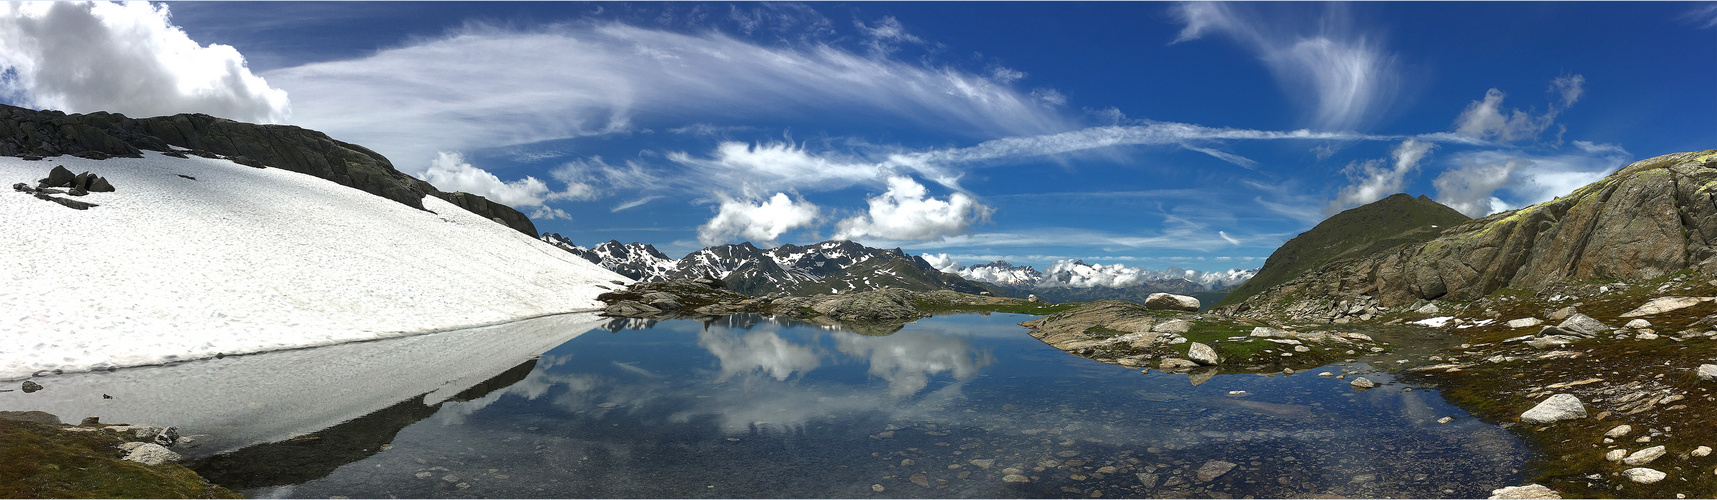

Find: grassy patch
<box><xmin>0</xmin><ymin>419</ymin><xmax>240</xmax><ymax>498</ymax></box>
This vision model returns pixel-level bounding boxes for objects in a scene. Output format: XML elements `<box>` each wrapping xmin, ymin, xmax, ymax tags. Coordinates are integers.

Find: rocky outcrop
<box><xmin>1519</xmin><ymin>393</ymin><xmax>1587</xmax><ymax>424</ymax></box>
<box><xmin>1143</xmin><ymin>293</ymin><xmax>1200</xmax><ymax>311</ymax></box>
<box><xmin>1224</xmin><ymin>151</ymin><xmax>1717</xmax><ymax>315</ymax></box>
<box><xmin>0</xmin><ymin>104</ymin><xmax>537</xmax><ymax>236</ymax></box>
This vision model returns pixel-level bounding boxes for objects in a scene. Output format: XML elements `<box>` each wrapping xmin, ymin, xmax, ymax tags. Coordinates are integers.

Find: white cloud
<box><xmin>698</xmin><ymin>192</ymin><xmax>821</xmax><ymax>246</ymax></box>
<box><xmin>698</xmin><ymin>327</ymin><xmax>820</xmax><ymax>382</ymax></box>
<box><xmin>421</xmin><ymin>152</ymin><xmax>595</xmax><ymax>212</ymax></box>
<box><xmin>920</xmin><ymin>253</ymin><xmax>962</xmax><ymax>273</ymax></box>
<box><xmin>1170</xmin><ymin>2</ymin><xmax>1399</xmax><ymax>130</ymax></box>
<box><xmin>610</xmin><ymin>196</ymin><xmax>663</xmax><ymax>213</ymax></box>
<box><xmin>1452</xmin><ymin>75</ymin><xmax>1586</xmax><ymax>144</ymax></box>
<box><xmin>1682</xmin><ymin>4</ymin><xmax>1717</xmax><ymax>29</ymax></box>
<box><xmin>1329</xmin><ymin>138</ymin><xmax>1435</xmax><ymax>212</ymax></box>
<box><xmin>834</xmin><ymin>176</ymin><xmax>994</xmax><ymax>241</ymax></box>
<box><xmin>264</xmin><ymin>22</ymin><xmax>1067</xmax><ymax>174</ymax></box>
<box><xmin>1432</xmin><ymin>148</ymin><xmax>1627</xmax><ymax>218</ymax></box>
<box><xmin>1031</xmin><ymin>259</ymin><xmax>1255</xmax><ymax>290</ymax></box>
<box><xmin>856</xmin><ymin>16</ymin><xmax>921</xmax><ymax>56</ymax></box>
<box><xmin>1433</xmin><ymin>158</ymin><xmax>1523</xmax><ymax>217</ymax></box>
<box><xmin>0</xmin><ymin>2</ymin><xmax>289</xmax><ymax>123</ymax></box>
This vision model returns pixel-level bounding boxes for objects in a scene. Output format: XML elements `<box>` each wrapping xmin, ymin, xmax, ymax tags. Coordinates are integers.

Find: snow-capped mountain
<box><xmin>544</xmin><ymin>237</ymin><xmax>994</xmax><ymax>296</ymax></box>
<box><xmin>959</xmin><ymin>261</ymin><xmax>1044</xmax><ymax>288</ymax></box>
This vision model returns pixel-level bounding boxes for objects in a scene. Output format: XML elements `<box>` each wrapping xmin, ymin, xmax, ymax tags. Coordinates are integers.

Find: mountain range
<box><xmin>540</xmin><ymin>235</ymin><xmax>996</xmax><ymax>296</ymax></box>
<box><xmin>545</xmin><ymin>234</ymin><xmax>1258</xmax><ymax>305</ymax></box>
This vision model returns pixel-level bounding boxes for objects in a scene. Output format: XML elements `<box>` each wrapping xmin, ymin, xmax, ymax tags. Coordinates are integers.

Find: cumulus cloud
<box><xmin>920</xmin><ymin>253</ymin><xmax>962</xmax><ymax>273</ymax></box>
<box><xmin>1452</xmin><ymin>74</ymin><xmax>1585</xmax><ymax>143</ymax></box>
<box><xmin>834</xmin><ymin>176</ymin><xmax>993</xmax><ymax>241</ymax></box>
<box><xmin>1433</xmin><ymin>149</ymin><xmax>1628</xmax><ymax>218</ymax></box>
<box><xmin>697</xmin><ymin>327</ymin><xmax>821</xmax><ymax>382</ymax></box>
<box><xmin>1432</xmin><ymin>158</ymin><xmax>1524</xmax><ymax>217</ymax></box>
<box><xmin>264</xmin><ymin>22</ymin><xmax>1066</xmax><ymax>174</ymax></box>
<box><xmin>1030</xmin><ymin>259</ymin><xmax>1255</xmax><ymax>290</ymax></box>
<box><xmin>0</xmin><ymin>2</ymin><xmax>289</xmax><ymax>122</ymax></box>
<box><xmin>421</xmin><ymin>152</ymin><xmax>595</xmax><ymax>216</ymax></box>
<box><xmin>698</xmin><ymin>192</ymin><xmax>821</xmax><ymax>246</ymax></box>
<box><xmin>1170</xmin><ymin>2</ymin><xmax>1399</xmax><ymax>130</ymax></box>
<box><xmin>1329</xmin><ymin>139</ymin><xmax>1435</xmax><ymax>212</ymax></box>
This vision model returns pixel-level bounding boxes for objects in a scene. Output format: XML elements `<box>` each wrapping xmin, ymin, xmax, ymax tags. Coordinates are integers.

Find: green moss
<box><xmin>0</xmin><ymin>419</ymin><xmax>241</xmax><ymax>498</ymax></box>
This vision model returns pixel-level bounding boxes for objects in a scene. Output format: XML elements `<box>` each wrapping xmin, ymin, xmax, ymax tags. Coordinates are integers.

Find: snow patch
<box><xmin>1</xmin><ymin>153</ymin><xmax>627</xmax><ymax>379</ymax></box>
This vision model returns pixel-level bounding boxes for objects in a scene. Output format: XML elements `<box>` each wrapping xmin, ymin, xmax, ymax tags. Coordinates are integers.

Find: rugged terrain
<box><xmin>595</xmin><ymin>278</ymin><xmax>1069</xmax><ymax>335</ymax></box>
<box><xmin>1201</xmin><ymin>150</ymin><xmax>1717</xmax><ymax>498</ymax></box>
<box><xmin>1214</xmin><ymin>192</ymin><xmax>1471</xmax><ymax>309</ymax></box>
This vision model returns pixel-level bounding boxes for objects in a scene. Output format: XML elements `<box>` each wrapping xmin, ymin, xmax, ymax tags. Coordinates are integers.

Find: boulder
<box><xmin>122</xmin><ymin>443</ymin><xmax>182</xmax><ymax>466</ymax></box>
<box><xmin>1194</xmin><ymin>460</ymin><xmax>1236</xmax><ymax>482</ymax></box>
<box><xmin>21</xmin><ymin>380</ymin><xmax>42</xmax><ymax>393</ymax></box>
<box><xmin>1622</xmin><ymin>445</ymin><xmax>1665</xmax><ymax>465</ymax></box>
<box><xmin>1547</xmin><ymin>306</ymin><xmax>1579</xmax><ymax>322</ymax></box>
<box><xmin>154</xmin><ymin>427</ymin><xmax>180</xmax><ymax>447</ymax></box>
<box><xmin>1698</xmin><ymin>364</ymin><xmax>1717</xmax><ymax>382</ymax></box>
<box><xmin>1158</xmin><ymin>358</ymin><xmax>1200</xmax><ymax>371</ymax></box>
<box><xmin>1506</xmin><ymin>317</ymin><xmax>1543</xmax><ymax>329</ymax></box>
<box><xmin>1488</xmin><ymin>484</ymin><xmax>1562</xmax><ymax>499</ymax></box>
<box><xmin>1349</xmin><ymin>377</ymin><xmax>1376</xmax><ymax>389</ymax></box>
<box><xmin>1143</xmin><ymin>293</ymin><xmax>1200</xmax><ymax>312</ymax></box>
<box><xmin>1151</xmin><ymin>319</ymin><xmax>1193</xmax><ymax>334</ymax></box>
<box><xmin>1416</xmin><ymin>303</ymin><xmax>1441</xmax><ymax>315</ymax></box>
<box><xmin>1623</xmin><ymin>319</ymin><xmax>1651</xmax><ymax>328</ymax></box>
<box><xmin>88</xmin><ymin>175</ymin><xmax>114</xmax><ymax>192</ymax></box>
<box><xmin>1520</xmin><ymin>393</ymin><xmax>1586</xmax><ymax>424</ymax></box>
<box><xmin>1187</xmin><ymin>342</ymin><xmax>1221</xmax><ymax>366</ymax></box>
<box><xmin>37</xmin><ymin>165</ymin><xmax>74</xmax><ymax>188</ymax></box>
<box><xmin>1555</xmin><ymin>314</ymin><xmax>1610</xmax><ymax>337</ymax></box>
<box><xmin>1604</xmin><ymin>424</ymin><xmax>1633</xmax><ymax>438</ymax></box>
<box><xmin>1619</xmin><ymin>296</ymin><xmax>1715</xmax><ymax>317</ymax></box>
<box><xmin>1621</xmin><ymin>467</ymin><xmax>1666</xmax><ymax>484</ymax></box>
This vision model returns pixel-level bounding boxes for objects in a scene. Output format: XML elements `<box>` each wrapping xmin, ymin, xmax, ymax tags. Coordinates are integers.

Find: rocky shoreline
<box><xmin>596</xmin><ymin>277</ymin><xmax>1071</xmax><ymax>334</ymax></box>
<box><xmin>0</xmin><ymin>409</ymin><xmax>235</xmax><ymax>498</ymax></box>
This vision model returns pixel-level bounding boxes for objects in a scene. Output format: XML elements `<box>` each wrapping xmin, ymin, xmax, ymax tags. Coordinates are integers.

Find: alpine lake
<box><xmin>13</xmin><ymin>312</ymin><xmax>1532</xmax><ymax>498</ymax></box>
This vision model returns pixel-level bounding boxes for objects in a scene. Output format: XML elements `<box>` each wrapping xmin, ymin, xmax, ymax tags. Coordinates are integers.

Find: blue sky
<box><xmin>2</xmin><ymin>2</ymin><xmax>1713</xmax><ymax>272</ymax></box>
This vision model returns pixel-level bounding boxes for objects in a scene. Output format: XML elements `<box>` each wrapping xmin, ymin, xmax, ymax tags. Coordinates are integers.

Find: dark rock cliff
<box><xmin>0</xmin><ymin>105</ymin><xmax>536</xmax><ymax>236</ymax></box>
<box><xmin>1224</xmin><ymin>150</ymin><xmax>1717</xmax><ymax>316</ymax></box>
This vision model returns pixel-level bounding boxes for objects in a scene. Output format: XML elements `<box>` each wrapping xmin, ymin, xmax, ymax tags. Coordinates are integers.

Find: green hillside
<box><xmin>1214</xmin><ymin>193</ymin><xmax>1470</xmax><ymax>308</ymax></box>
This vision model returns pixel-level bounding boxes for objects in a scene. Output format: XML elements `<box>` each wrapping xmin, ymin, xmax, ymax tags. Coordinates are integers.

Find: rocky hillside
<box><xmin>1222</xmin><ymin>150</ymin><xmax>1717</xmax><ymax>320</ymax></box>
<box><xmin>0</xmin><ymin>105</ymin><xmax>536</xmax><ymax>235</ymax></box>
<box><xmin>542</xmin><ymin>236</ymin><xmax>1000</xmax><ymax>297</ymax></box>
<box><xmin>1214</xmin><ymin>193</ymin><xmax>1470</xmax><ymax>309</ymax></box>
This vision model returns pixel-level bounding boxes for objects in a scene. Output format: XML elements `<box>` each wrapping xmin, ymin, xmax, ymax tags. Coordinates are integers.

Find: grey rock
<box><xmin>122</xmin><ymin>443</ymin><xmax>181</xmax><ymax>465</ymax></box>
<box><xmin>1698</xmin><ymin>364</ymin><xmax>1717</xmax><ymax>382</ymax></box>
<box><xmin>1416</xmin><ymin>303</ymin><xmax>1441</xmax><ymax>315</ymax></box>
<box><xmin>1624</xmin><ymin>319</ymin><xmax>1651</xmax><ymax>328</ymax></box>
<box><xmin>1692</xmin><ymin>445</ymin><xmax>1711</xmax><ymax>457</ymax></box>
<box><xmin>1605</xmin><ymin>424</ymin><xmax>1633</xmax><ymax>438</ymax></box>
<box><xmin>1620</xmin><ymin>296</ymin><xmax>1715</xmax><ymax>318</ymax></box>
<box><xmin>1151</xmin><ymin>319</ymin><xmax>1193</xmax><ymax>334</ymax></box>
<box><xmin>1349</xmin><ymin>377</ymin><xmax>1377</xmax><ymax>389</ymax></box>
<box><xmin>1605</xmin><ymin>449</ymin><xmax>1627</xmax><ymax>462</ymax></box>
<box><xmin>1621</xmin><ymin>467</ymin><xmax>1666</xmax><ymax>484</ymax></box>
<box><xmin>1548</xmin><ymin>306</ymin><xmax>1579</xmax><ymax>322</ymax></box>
<box><xmin>1506</xmin><ymin>317</ymin><xmax>1543</xmax><ymax>329</ymax></box>
<box><xmin>1520</xmin><ymin>393</ymin><xmax>1587</xmax><ymax>424</ymax></box>
<box><xmin>1158</xmin><ymin>358</ymin><xmax>1200</xmax><ymax>371</ymax></box>
<box><xmin>21</xmin><ymin>380</ymin><xmax>42</xmax><ymax>393</ymax></box>
<box><xmin>1622</xmin><ymin>445</ymin><xmax>1666</xmax><ymax>465</ymax></box>
<box><xmin>154</xmin><ymin>427</ymin><xmax>180</xmax><ymax>447</ymax></box>
<box><xmin>38</xmin><ymin>165</ymin><xmax>74</xmax><ymax>188</ymax></box>
<box><xmin>1488</xmin><ymin>484</ymin><xmax>1562</xmax><ymax>499</ymax></box>
<box><xmin>1556</xmin><ymin>314</ymin><xmax>1610</xmax><ymax>337</ymax></box>
<box><xmin>118</xmin><ymin>441</ymin><xmax>148</xmax><ymax>453</ymax></box>
<box><xmin>1143</xmin><ymin>293</ymin><xmax>1200</xmax><ymax>312</ymax></box>
<box><xmin>1187</xmin><ymin>342</ymin><xmax>1221</xmax><ymax>366</ymax></box>
<box><xmin>1194</xmin><ymin>460</ymin><xmax>1236</xmax><ymax>482</ymax></box>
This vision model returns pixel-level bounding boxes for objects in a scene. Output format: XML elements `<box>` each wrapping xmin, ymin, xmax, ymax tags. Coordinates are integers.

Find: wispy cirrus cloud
<box><xmin>264</xmin><ymin>22</ymin><xmax>1070</xmax><ymax>176</ymax></box>
<box><xmin>1171</xmin><ymin>2</ymin><xmax>1400</xmax><ymax>131</ymax></box>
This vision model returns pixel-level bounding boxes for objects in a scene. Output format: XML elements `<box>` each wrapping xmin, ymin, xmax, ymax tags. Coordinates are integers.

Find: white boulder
<box><xmin>122</xmin><ymin>443</ymin><xmax>181</xmax><ymax>465</ymax></box>
<box><xmin>1520</xmin><ymin>394</ymin><xmax>1586</xmax><ymax>424</ymax></box>
<box><xmin>1621</xmin><ymin>467</ymin><xmax>1666</xmax><ymax>484</ymax></box>
<box><xmin>1488</xmin><ymin>484</ymin><xmax>1562</xmax><ymax>499</ymax></box>
<box><xmin>1187</xmin><ymin>342</ymin><xmax>1221</xmax><ymax>366</ymax></box>
<box><xmin>1143</xmin><ymin>293</ymin><xmax>1200</xmax><ymax>312</ymax></box>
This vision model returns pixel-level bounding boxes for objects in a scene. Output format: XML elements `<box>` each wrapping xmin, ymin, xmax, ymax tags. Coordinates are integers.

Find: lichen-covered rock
<box><xmin>1698</xmin><ymin>364</ymin><xmax>1717</xmax><ymax>382</ymax></box>
<box><xmin>1349</xmin><ymin>377</ymin><xmax>1377</xmax><ymax>389</ymax></box>
<box><xmin>1556</xmin><ymin>313</ymin><xmax>1610</xmax><ymax>337</ymax></box>
<box><xmin>1143</xmin><ymin>293</ymin><xmax>1200</xmax><ymax>311</ymax></box>
<box><xmin>1520</xmin><ymin>393</ymin><xmax>1587</xmax><ymax>424</ymax></box>
<box><xmin>1622</xmin><ymin>445</ymin><xmax>1665</xmax><ymax>465</ymax></box>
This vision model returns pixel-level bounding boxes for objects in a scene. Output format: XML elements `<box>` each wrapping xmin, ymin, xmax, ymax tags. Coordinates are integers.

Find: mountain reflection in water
<box><xmin>32</xmin><ymin>313</ymin><xmax>1533</xmax><ymax>498</ymax></box>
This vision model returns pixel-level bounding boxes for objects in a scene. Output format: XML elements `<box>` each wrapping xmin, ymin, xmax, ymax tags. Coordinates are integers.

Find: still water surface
<box><xmin>6</xmin><ymin>312</ymin><xmax>1531</xmax><ymax>498</ymax></box>
<box><xmin>180</xmin><ymin>313</ymin><xmax>1530</xmax><ymax>498</ymax></box>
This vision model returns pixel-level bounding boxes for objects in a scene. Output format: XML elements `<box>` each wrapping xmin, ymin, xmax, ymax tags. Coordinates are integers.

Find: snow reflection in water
<box><xmin>186</xmin><ymin>313</ymin><xmax>1524</xmax><ymax>498</ymax></box>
